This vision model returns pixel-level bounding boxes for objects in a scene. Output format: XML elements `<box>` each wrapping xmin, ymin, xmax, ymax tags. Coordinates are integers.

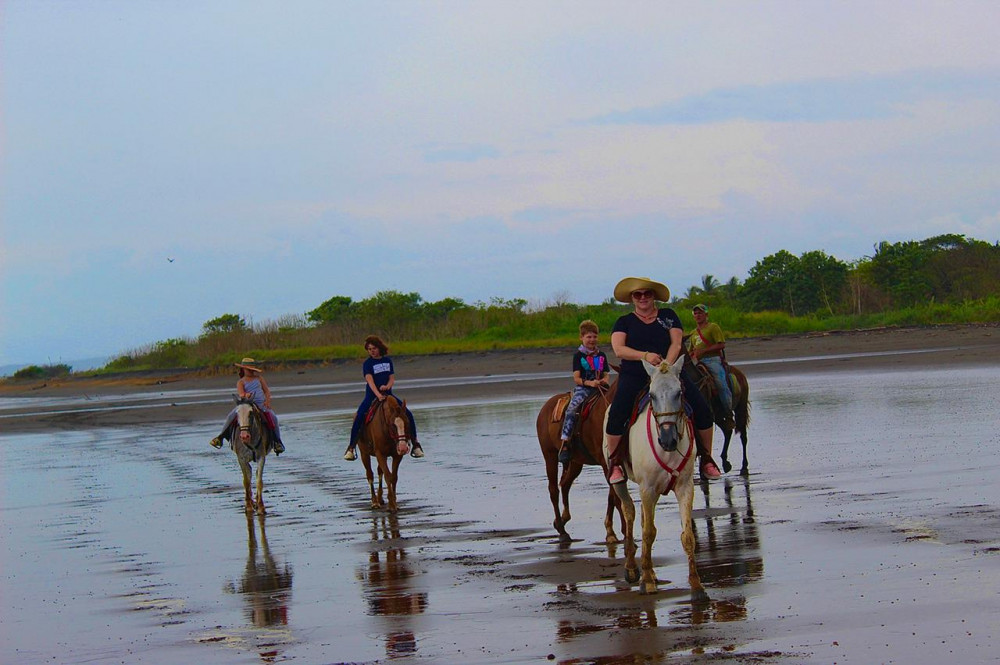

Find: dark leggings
<box><xmin>349</xmin><ymin>393</ymin><xmax>419</xmax><ymax>446</ymax></box>
<box><xmin>605</xmin><ymin>372</ymin><xmax>713</xmax><ymax>436</ymax></box>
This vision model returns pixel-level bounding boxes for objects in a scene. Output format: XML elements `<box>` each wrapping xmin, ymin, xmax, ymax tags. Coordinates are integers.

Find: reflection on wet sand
<box><xmin>668</xmin><ymin>476</ymin><xmax>763</xmax><ymax>626</ymax></box>
<box><xmin>356</xmin><ymin>513</ymin><xmax>428</xmax><ymax>659</ymax></box>
<box><xmin>223</xmin><ymin>514</ymin><xmax>293</xmax><ymax>663</ymax></box>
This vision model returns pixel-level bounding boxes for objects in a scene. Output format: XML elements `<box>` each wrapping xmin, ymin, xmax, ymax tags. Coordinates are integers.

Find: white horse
<box><xmin>232</xmin><ymin>396</ymin><xmax>276</xmax><ymax>515</ymax></box>
<box><xmin>604</xmin><ymin>356</ymin><xmax>707</xmax><ymax>599</ymax></box>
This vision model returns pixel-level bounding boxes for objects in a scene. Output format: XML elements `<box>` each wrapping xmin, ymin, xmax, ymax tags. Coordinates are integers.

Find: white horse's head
<box><xmin>643</xmin><ymin>356</ymin><xmax>685</xmax><ymax>452</ymax></box>
<box><xmin>235</xmin><ymin>397</ymin><xmax>255</xmax><ymax>443</ymax></box>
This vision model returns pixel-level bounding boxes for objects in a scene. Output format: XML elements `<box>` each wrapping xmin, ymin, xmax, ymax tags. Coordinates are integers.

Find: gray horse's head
<box><xmin>643</xmin><ymin>356</ymin><xmax>685</xmax><ymax>452</ymax></box>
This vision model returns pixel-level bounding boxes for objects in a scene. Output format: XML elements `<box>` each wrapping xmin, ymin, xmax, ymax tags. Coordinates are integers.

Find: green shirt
<box><xmin>687</xmin><ymin>322</ymin><xmax>725</xmax><ymax>357</ymax></box>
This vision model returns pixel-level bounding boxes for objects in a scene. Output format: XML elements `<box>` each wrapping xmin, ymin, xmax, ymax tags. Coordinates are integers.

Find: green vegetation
<box><xmin>95</xmin><ymin>234</ymin><xmax>999</xmax><ymax>374</ymax></box>
<box><xmin>13</xmin><ymin>363</ymin><xmax>72</xmax><ymax>380</ymax></box>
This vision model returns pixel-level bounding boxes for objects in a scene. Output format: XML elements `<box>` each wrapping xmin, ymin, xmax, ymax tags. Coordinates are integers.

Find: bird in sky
<box><xmin>167</xmin><ymin>257</ymin><xmax>175</xmax><ymax>263</ymax></box>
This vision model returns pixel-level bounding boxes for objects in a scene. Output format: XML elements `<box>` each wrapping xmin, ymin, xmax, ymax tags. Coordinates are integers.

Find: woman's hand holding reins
<box><xmin>642</xmin><ymin>351</ymin><xmax>663</xmax><ymax>366</ymax></box>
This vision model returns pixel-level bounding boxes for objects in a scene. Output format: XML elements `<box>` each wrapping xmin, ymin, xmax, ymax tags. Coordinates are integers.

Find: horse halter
<box><xmin>378</xmin><ymin>398</ymin><xmax>409</xmax><ymax>447</ymax></box>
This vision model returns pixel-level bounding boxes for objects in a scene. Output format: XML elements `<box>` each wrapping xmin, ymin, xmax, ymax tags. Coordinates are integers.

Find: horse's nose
<box><xmin>658</xmin><ymin>424</ymin><xmax>678</xmax><ymax>452</ymax></box>
<box><xmin>240</xmin><ymin>431</ymin><xmax>251</xmax><ymax>442</ymax></box>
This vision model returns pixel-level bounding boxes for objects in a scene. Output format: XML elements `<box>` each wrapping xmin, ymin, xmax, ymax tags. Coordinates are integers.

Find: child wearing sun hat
<box><xmin>210</xmin><ymin>357</ymin><xmax>285</xmax><ymax>454</ymax></box>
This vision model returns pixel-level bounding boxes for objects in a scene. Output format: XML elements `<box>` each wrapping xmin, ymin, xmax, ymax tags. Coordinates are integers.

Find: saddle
<box><xmin>608</xmin><ymin>387</ymin><xmax>696</xmax><ymax>469</ymax></box>
<box><xmin>551</xmin><ymin>389</ymin><xmax>603</xmax><ymax>424</ymax></box>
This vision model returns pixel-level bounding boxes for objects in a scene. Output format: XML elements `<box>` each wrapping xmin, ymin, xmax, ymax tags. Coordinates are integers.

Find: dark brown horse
<box><xmin>682</xmin><ymin>344</ymin><xmax>752</xmax><ymax>476</ymax></box>
<box><xmin>536</xmin><ymin>381</ymin><xmax>624</xmax><ymax>543</ymax></box>
<box><xmin>358</xmin><ymin>395</ymin><xmax>411</xmax><ymax>513</ymax></box>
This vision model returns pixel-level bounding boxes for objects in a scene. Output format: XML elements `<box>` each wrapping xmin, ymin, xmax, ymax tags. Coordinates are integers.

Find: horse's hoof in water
<box><xmin>639</xmin><ymin>582</ymin><xmax>658</xmax><ymax>595</ymax></box>
<box><xmin>740</xmin><ymin>467</ymin><xmax>750</xmax><ymax>477</ymax></box>
<box><xmin>558</xmin><ymin>532</ymin><xmax>572</xmax><ymax>544</ymax></box>
<box><xmin>625</xmin><ymin>567</ymin><xmax>640</xmax><ymax>584</ymax></box>
<box><xmin>722</xmin><ymin>459</ymin><xmax>733</xmax><ymax>474</ymax></box>
<box><xmin>691</xmin><ymin>588</ymin><xmax>710</xmax><ymax>604</ymax></box>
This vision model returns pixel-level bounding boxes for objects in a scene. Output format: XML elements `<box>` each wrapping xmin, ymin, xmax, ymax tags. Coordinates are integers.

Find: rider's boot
<box><xmin>343</xmin><ymin>443</ymin><xmax>357</xmax><ymax>461</ymax></box>
<box><xmin>210</xmin><ymin>436</ymin><xmax>223</xmax><ymax>449</ymax></box>
<box><xmin>410</xmin><ymin>441</ymin><xmax>425</xmax><ymax>458</ymax></box>
<box><xmin>558</xmin><ymin>440</ymin><xmax>571</xmax><ymax>464</ymax></box>
<box><xmin>273</xmin><ymin>438</ymin><xmax>285</xmax><ymax>455</ymax></box>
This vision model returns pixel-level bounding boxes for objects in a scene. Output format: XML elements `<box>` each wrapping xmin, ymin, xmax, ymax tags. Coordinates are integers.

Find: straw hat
<box><xmin>234</xmin><ymin>357</ymin><xmax>264</xmax><ymax>372</ymax></box>
<box><xmin>613</xmin><ymin>277</ymin><xmax>670</xmax><ymax>304</ymax></box>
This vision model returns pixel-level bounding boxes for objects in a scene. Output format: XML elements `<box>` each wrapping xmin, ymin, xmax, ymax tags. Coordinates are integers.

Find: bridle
<box><xmin>376</xmin><ymin>397</ymin><xmax>409</xmax><ymax>448</ymax></box>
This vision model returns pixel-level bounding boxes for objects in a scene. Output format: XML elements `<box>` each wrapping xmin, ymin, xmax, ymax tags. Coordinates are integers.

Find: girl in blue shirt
<box><xmin>343</xmin><ymin>335</ymin><xmax>424</xmax><ymax>461</ymax></box>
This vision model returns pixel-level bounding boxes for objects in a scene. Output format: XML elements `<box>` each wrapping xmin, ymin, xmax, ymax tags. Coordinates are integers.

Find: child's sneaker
<box><xmin>410</xmin><ymin>442</ymin><xmax>425</xmax><ymax>458</ymax></box>
<box><xmin>210</xmin><ymin>437</ymin><xmax>223</xmax><ymax>449</ymax></box>
<box><xmin>343</xmin><ymin>447</ymin><xmax>357</xmax><ymax>461</ymax></box>
<box><xmin>608</xmin><ymin>465</ymin><xmax>626</xmax><ymax>484</ymax></box>
<box><xmin>273</xmin><ymin>439</ymin><xmax>285</xmax><ymax>455</ymax></box>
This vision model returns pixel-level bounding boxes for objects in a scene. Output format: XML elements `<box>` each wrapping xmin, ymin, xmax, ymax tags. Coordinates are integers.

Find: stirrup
<box><xmin>608</xmin><ymin>465</ymin><xmax>626</xmax><ymax>484</ymax></box>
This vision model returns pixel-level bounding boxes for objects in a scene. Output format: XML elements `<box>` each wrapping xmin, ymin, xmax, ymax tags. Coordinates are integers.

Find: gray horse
<box><xmin>223</xmin><ymin>395</ymin><xmax>277</xmax><ymax>515</ymax></box>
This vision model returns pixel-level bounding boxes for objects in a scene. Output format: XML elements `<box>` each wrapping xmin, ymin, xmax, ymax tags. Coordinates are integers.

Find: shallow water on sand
<box><xmin>2</xmin><ymin>366</ymin><xmax>999</xmax><ymax>663</ymax></box>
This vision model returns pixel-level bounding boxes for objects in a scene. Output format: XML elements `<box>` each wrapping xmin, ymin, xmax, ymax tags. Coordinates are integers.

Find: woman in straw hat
<box><xmin>604</xmin><ymin>277</ymin><xmax>721</xmax><ymax>483</ymax></box>
<box><xmin>210</xmin><ymin>358</ymin><xmax>285</xmax><ymax>454</ymax></box>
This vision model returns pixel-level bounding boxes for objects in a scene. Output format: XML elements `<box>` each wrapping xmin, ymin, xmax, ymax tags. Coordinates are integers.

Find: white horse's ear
<box><xmin>644</xmin><ymin>358</ymin><xmax>658</xmax><ymax>377</ymax></box>
<box><xmin>671</xmin><ymin>355</ymin><xmax>685</xmax><ymax>373</ymax></box>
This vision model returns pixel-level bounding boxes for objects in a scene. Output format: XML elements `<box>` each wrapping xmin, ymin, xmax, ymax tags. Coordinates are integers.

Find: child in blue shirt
<box><xmin>343</xmin><ymin>335</ymin><xmax>424</xmax><ymax>461</ymax></box>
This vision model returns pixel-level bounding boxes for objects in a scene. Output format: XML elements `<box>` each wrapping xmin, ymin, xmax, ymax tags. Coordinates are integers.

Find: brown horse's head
<box><xmin>382</xmin><ymin>396</ymin><xmax>411</xmax><ymax>456</ymax></box>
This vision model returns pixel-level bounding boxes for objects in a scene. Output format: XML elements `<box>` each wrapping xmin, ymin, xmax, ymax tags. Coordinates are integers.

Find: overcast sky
<box><xmin>3</xmin><ymin>1</ymin><xmax>999</xmax><ymax>367</ymax></box>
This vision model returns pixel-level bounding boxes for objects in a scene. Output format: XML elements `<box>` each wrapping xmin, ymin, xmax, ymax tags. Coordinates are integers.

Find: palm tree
<box><xmin>700</xmin><ymin>274</ymin><xmax>721</xmax><ymax>294</ymax></box>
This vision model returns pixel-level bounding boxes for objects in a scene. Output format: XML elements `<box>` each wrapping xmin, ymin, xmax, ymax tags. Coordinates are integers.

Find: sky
<box><xmin>3</xmin><ymin>1</ymin><xmax>1000</xmax><ymax>368</ymax></box>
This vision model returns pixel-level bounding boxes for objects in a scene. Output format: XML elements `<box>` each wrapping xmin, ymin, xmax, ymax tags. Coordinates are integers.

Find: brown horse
<box><xmin>536</xmin><ymin>381</ymin><xmax>624</xmax><ymax>543</ymax></box>
<box><xmin>358</xmin><ymin>395</ymin><xmax>411</xmax><ymax>513</ymax></box>
<box><xmin>682</xmin><ymin>344</ymin><xmax>752</xmax><ymax>476</ymax></box>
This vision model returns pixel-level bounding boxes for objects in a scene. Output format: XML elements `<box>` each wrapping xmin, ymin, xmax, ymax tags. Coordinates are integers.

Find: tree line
<box><xmin>96</xmin><ymin>233</ymin><xmax>998</xmax><ymax>373</ymax></box>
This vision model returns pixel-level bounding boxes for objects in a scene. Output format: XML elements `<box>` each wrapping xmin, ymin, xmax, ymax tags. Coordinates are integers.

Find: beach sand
<box><xmin>2</xmin><ymin>324</ymin><xmax>999</xmax><ymax>663</ymax></box>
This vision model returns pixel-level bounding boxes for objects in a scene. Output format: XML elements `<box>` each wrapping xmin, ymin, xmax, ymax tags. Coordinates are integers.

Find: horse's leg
<box><xmin>387</xmin><ymin>455</ymin><xmax>401</xmax><ymax>513</ymax></box>
<box><xmin>739</xmin><ymin>428</ymin><xmax>749</xmax><ymax>476</ymax></box>
<box><xmin>360</xmin><ymin>448</ymin><xmax>380</xmax><ymax>508</ymax></box>
<box><xmin>674</xmin><ymin>474</ymin><xmax>708</xmax><ymax>602</ymax></box>
<box><xmin>240</xmin><ymin>456</ymin><xmax>255</xmax><ymax>514</ymax></box>
<box><xmin>544</xmin><ymin>448</ymin><xmax>570</xmax><ymax>542</ymax></box>
<box><xmin>612</xmin><ymin>480</ymin><xmax>639</xmax><ymax>584</ymax></box>
<box><xmin>376</xmin><ymin>453</ymin><xmax>397</xmax><ymax>513</ymax></box>
<box><xmin>558</xmin><ymin>462</ymin><xmax>583</xmax><ymax>533</ymax></box>
<box><xmin>255</xmin><ymin>453</ymin><xmax>266</xmax><ymax>516</ymax></box>
<box><xmin>638</xmin><ymin>488</ymin><xmax>660</xmax><ymax>594</ymax></box>
<box><xmin>719</xmin><ymin>423</ymin><xmax>734</xmax><ymax>474</ymax></box>
<box><xmin>603</xmin><ymin>485</ymin><xmax>622</xmax><ymax>545</ymax></box>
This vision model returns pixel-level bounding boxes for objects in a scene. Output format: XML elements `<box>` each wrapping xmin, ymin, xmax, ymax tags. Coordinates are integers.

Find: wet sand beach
<box><xmin>2</xmin><ymin>324</ymin><xmax>999</xmax><ymax>664</ymax></box>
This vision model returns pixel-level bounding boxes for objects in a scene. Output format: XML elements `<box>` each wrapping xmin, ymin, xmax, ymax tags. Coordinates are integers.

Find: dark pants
<box><xmin>605</xmin><ymin>371</ymin><xmax>713</xmax><ymax>436</ymax></box>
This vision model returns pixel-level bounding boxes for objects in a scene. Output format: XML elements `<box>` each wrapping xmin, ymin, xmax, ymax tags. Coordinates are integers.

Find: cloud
<box><xmin>588</xmin><ymin>70</ymin><xmax>1000</xmax><ymax>125</ymax></box>
<box><xmin>422</xmin><ymin>143</ymin><xmax>501</xmax><ymax>163</ymax></box>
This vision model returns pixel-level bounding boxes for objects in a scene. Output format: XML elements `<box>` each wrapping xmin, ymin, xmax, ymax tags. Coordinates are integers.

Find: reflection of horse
<box><xmin>605</xmin><ymin>357</ymin><xmax>707</xmax><ymax>599</ymax></box>
<box><xmin>225</xmin><ymin>396</ymin><xmax>277</xmax><ymax>514</ymax></box>
<box><xmin>683</xmin><ymin>344</ymin><xmax>752</xmax><ymax>476</ymax></box>
<box><xmin>358</xmin><ymin>395</ymin><xmax>411</xmax><ymax>513</ymax></box>
<box><xmin>536</xmin><ymin>382</ymin><xmax>624</xmax><ymax>543</ymax></box>
<box><xmin>225</xmin><ymin>513</ymin><xmax>293</xmax><ymax>629</ymax></box>
<box><xmin>357</xmin><ymin>513</ymin><xmax>428</xmax><ymax>658</ymax></box>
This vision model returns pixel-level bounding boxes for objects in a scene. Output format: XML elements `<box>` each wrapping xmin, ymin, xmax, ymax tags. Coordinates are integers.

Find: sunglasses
<box><xmin>632</xmin><ymin>290</ymin><xmax>655</xmax><ymax>299</ymax></box>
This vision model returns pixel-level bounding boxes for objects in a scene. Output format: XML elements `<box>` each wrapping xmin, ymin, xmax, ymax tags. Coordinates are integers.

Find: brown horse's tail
<box><xmin>732</xmin><ymin>367</ymin><xmax>751</xmax><ymax>434</ymax></box>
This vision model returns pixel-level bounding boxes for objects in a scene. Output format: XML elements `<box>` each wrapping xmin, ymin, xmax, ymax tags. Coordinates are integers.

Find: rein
<box><xmin>376</xmin><ymin>397</ymin><xmax>408</xmax><ymax>449</ymax></box>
